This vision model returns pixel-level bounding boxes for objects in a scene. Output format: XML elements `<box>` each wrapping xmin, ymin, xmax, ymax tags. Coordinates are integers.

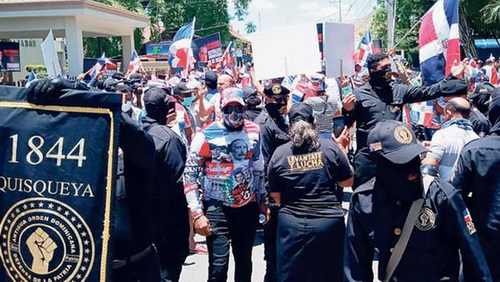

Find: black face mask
<box><xmin>370</xmin><ymin>65</ymin><xmax>392</xmax><ymax>88</ymax></box>
<box><xmin>376</xmin><ymin>157</ymin><xmax>423</xmax><ymax>202</ymax></box>
<box><xmin>266</xmin><ymin>103</ymin><xmax>286</xmax><ymax>117</ymax></box>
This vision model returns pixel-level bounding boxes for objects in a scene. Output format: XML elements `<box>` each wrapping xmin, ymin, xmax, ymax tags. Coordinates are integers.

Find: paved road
<box><xmin>180</xmin><ymin>189</ymin><xmax>380</xmax><ymax>282</ymax></box>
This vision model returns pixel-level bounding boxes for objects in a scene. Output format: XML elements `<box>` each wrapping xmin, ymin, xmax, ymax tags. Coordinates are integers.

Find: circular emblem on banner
<box><xmin>394</xmin><ymin>126</ymin><xmax>413</xmax><ymax>144</ymax></box>
<box><xmin>272</xmin><ymin>84</ymin><xmax>282</xmax><ymax>95</ymax></box>
<box><xmin>0</xmin><ymin>198</ymin><xmax>95</xmax><ymax>281</ymax></box>
<box><xmin>415</xmin><ymin>207</ymin><xmax>436</xmax><ymax>231</ymax></box>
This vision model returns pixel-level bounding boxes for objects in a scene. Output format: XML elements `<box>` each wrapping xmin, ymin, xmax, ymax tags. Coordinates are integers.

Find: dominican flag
<box><xmin>126</xmin><ymin>49</ymin><xmax>141</xmax><ymax>76</ymax></box>
<box><xmin>482</xmin><ymin>54</ymin><xmax>498</xmax><ymax>85</ymax></box>
<box><xmin>221</xmin><ymin>41</ymin><xmax>235</xmax><ymax>69</ymax></box>
<box><xmin>169</xmin><ymin>18</ymin><xmax>196</xmax><ymax>70</ymax></box>
<box><xmin>353</xmin><ymin>32</ymin><xmax>372</xmax><ymax>66</ymax></box>
<box><xmin>418</xmin><ymin>0</ymin><xmax>460</xmax><ymax>85</ymax></box>
<box><xmin>89</xmin><ymin>53</ymin><xmax>112</xmax><ymax>78</ymax></box>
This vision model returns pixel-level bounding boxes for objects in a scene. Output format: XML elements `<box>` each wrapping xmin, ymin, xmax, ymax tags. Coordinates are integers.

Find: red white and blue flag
<box><xmin>418</xmin><ymin>0</ymin><xmax>460</xmax><ymax>85</ymax></box>
<box><xmin>126</xmin><ymin>49</ymin><xmax>141</xmax><ymax>77</ymax></box>
<box><xmin>89</xmin><ymin>53</ymin><xmax>116</xmax><ymax>78</ymax></box>
<box><xmin>169</xmin><ymin>18</ymin><xmax>196</xmax><ymax>71</ymax></box>
<box><xmin>221</xmin><ymin>41</ymin><xmax>235</xmax><ymax>69</ymax></box>
<box><xmin>353</xmin><ymin>31</ymin><xmax>372</xmax><ymax>66</ymax></box>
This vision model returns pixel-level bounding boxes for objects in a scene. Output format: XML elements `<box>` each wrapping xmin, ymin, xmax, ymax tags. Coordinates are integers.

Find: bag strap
<box><xmin>384</xmin><ymin>198</ymin><xmax>425</xmax><ymax>282</ymax></box>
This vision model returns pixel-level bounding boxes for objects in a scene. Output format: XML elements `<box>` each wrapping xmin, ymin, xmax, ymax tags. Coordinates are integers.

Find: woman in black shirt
<box><xmin>268</xmin><ymin>103</ymin><xmax>353</xmax><ymax>282</ymax></box>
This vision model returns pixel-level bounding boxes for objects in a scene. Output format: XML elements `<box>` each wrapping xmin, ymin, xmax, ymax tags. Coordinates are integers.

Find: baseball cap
<box><xmin>221</xmin><ymin>87</ymin><xmax>245</xmax><ymax>109</ymax></box>
<box><xmin>367</xmin><ymin>120</ymin><xmax>427</xmax><ymax>164</ymax></box>
<box><xmin>173</xmin><ymin>82</ymin><xmax>193</xmax><ymax>96</ymax></box>
<box><xmin>263</xmin><ymin>83</ymin><xmax>290</xmax><ymax>97</ymax></box>
<box><xmin>288</xmin><ymin>103</ymin><xmax>314</xmax><ymax>124</ymax></box>
<box><xmin>115</xmin><ymin>83</ymin><xmax>132</xmax><ymax>93</ymax></box>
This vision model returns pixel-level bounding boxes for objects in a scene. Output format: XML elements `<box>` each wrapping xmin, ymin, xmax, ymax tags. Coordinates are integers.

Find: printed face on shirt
<box><xmin>229</xmin><ymin>139</ymin><xmax>248</xmax><ymax>161</ymax></box>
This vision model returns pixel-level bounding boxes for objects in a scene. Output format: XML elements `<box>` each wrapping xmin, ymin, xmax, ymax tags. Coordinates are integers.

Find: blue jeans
<box><xmin>204</xmin><ymin>200</ymin><xmax>259</xmax><ymax>282</ymax></box>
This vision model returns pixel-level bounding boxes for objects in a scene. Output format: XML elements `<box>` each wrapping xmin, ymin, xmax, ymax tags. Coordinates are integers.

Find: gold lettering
<box><xmin>287</xmin><ymin>152</ymin><xmax>325</xmax><ymax>172</ymax></box>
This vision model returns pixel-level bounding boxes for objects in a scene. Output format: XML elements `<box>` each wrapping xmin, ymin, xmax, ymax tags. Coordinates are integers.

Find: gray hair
<box><xmin>290</xmin><ymin>120</ymin><xmax>320</xmax><ymax>151</ymax></box>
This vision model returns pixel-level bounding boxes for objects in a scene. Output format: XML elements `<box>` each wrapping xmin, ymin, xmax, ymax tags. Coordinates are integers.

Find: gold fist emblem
<box><xmin>26</xmin><ymin>227</ymin><xmax>58</xmax><ymax>274</ymax></box>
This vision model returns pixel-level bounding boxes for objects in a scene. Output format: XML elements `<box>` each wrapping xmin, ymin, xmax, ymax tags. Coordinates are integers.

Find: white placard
<box><xmin>41</xmin><ymin>29</ymin><xmax>62</xmax><ymax>78</ymax></box>
<box><xmin>323</xmin><ymin>23</ymin><xmax>355</xmax><ymax>78</ymax></box>
<box><xmin>249</xmin><ymin>24</ymin><xmax>321</xmax><ymax>80</ymax></box>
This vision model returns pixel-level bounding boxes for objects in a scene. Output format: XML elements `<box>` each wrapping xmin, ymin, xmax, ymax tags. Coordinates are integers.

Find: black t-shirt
<box><xmin>268</xmin><ymin>138</ymin><xmax>353</xmax><ymax>217</ymax></box>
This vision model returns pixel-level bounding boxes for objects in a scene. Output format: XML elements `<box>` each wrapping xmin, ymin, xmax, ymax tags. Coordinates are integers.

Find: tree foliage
<box><xmin>370</xmin><ymin>0</ymin><xmax>498</xmax><ymax>64</ymax></box>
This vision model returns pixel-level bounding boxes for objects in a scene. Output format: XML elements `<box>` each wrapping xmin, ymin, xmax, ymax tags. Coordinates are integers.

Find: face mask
<box><xmin>121</xmin><ymin>101</ymin><xmax>132</xmax><ymax>113</ymax></box>
<box><xmin>223</xmin><ymin>107</ymin><xmax>244</xmax><ymax>129</ymax></box>
<box><xmin>370</xmin><ymin>65</ymin><xmax>392</xmax><ymax>86</ymax></box>
<box><xmin>182</xmin><ymin>96</ymin><xmax>195</xmax><ymax>108</ymax></box>
<box><xmin>376</xmin><ymin>157</ymin><xmax>423</xmax><ymax>201</ymax></box>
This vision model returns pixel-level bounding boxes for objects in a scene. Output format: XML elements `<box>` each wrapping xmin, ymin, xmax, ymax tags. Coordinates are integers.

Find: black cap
<box><xmin>440</xmin><ymin>78</ymin><xmax>468</xmax><ymax>96</ymax></box>
<box><xmin>103</xmin><ymin>78</ymin><xmax>119</xmax><ymax>91</ymax></box>
<box><xmin>173</xmin><ymin>82</ymin><xmax>193</xmax><ymax>96</ymax></box>
<box><xmin>115</xmin><ymin>83</ymin><xmax>132</xmax><ymax>93</ymax></box>
<box><xmin>263</xmin><ymin>83</ymin><xmax>290</xmax><ymax>97</ymax></box>
<box><xmin>112</xmin><ymin>72</ymin><xmax>125</xmax><ymax>80</ymax></box>
<box><xmin>367</xmin><ymin>120</ymin><xmax>427</xmax><ymax>164</ymax></box>
<box><xmin>205</xmin><ymin>70</ymin><xmax>218</xmax><ymax>89</ymax></box>
<box><xmin>288</xmin><ymin>103</ymin><xmax>314</xmax><ymax>124</ymax></box>
<box><xmin>144</xmin><ymin>87</ymin><xmax>169</xmax><ymax>106</ymax></box>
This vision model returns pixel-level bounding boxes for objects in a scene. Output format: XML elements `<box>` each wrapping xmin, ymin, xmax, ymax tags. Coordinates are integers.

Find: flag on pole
<box><xmin>353</xmin><ymin>31</ymin><xmax>373</xmax><ymax>66</ymax></box>
<box><xmin>221</xmin><ymin>41</ymin><xmax>235</xmax><ymax>69</ymax></box>
<box><xmin>418</xmin><ymin>0</ymin><xmax>460</xmax><ymax>85</ymax></box>
<box><xmin>169</xmin><ymin>18</ymin><xmax>196</xmax><ymax>70</ymax></box>
<box><xmin>126</xmin><ymin>49</ymin><xmax>141</xmax><ymax>77</ymax></box>
<box><xmin>40</xmin><ymin>29</ymin><xmax>62</xmax><ymax>78</ymax></box>
<box><xmin>482</xmin><ymin>54</ymin><xmax>498</xmax><ymax>85</ymax></box>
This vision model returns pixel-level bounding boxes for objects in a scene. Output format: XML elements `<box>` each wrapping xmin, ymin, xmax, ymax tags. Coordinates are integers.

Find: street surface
<box><xmin>180</xmin><ymin>188</ymin><xmax>380</xmax><ymax>281</ymax></box>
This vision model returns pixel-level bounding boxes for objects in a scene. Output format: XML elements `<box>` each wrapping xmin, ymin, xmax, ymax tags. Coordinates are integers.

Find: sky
<box><xmin>230</xmin><ymin>0</ymin><xmax>378</xmax><ymax>34</ymax></box>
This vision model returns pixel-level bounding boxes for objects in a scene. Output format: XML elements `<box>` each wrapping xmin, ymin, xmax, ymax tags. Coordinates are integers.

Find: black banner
<box><xmin>0</xmin><ymin>86</ymin><xmax>120</xmax><ymax>281</ymax></box>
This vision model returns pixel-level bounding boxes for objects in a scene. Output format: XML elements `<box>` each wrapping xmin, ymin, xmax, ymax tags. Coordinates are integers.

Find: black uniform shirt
<box><xmin>468</xmin><ymin>107</ymin><xmax>491</xmax><ymax>137</ymax></box>
<box><xmin>452</xmin><ymin>134</ymin><xmax>500</xmax><ymax>280</ymax></box>
<box><xmin>255</xmin><ymin>109</ymin><xmax>290</xmax><ymax>170</ymax></box>
<box><xmin>267</xmin><ymin>139</ymin><xmax>352</xmax><ymax>218</ymax></box>
<box><xmin>345</xmin><ymin>81</ymin><xmax>457</xmax><ymax>152</ymax></box>
<box><xmin>373</xmin><ymin>179</ymin><xmax>492</xmax><ymax>282</ymax></box>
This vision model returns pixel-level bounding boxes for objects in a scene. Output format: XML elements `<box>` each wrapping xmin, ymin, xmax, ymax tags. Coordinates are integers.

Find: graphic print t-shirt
<box><xmin>184</xmin><ymin>120</ymin><xmax>264</xmax><ymax>213</ymax></box>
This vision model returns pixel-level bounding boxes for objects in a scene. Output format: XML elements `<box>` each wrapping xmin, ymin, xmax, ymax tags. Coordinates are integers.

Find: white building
<box><xmin>0</xmin><ymin>0</ymin><xmax>149</xmax><ymax>78</ymax></box>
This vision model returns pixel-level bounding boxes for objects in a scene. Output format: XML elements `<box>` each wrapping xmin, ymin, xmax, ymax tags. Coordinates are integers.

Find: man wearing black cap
<box><xmin>242</xmin><ymin>86</ymin><xmax>262</xmax><ymax>121</ymax></box>
<box><xmin>170</xmin><ymin>82</ymin><xmax>195</xmax><ymax>145</ymax></box>
<box><xmin>268</xmin><ymin>103</ymin><xmax>353</xmax><ymax>282</ymax></box>
<box><xmin>452</xmin><ymin>90</ymin><xmax>500</xmax><ymax>281</ymax></box>
<box><xmin>184</xmin><ymin>87</ymin><xmax>265</xmax><ymax>282</ymax></box>
<box><xmin>342</xmin><ymin>52</ymin><xmax>469</xmax><ymax>188</ymax></box>
<box><xmin>142</xmin><ymin>87</ymin><xmax>190</xmax><ymax>282</ymax></box>
<box><xmin>254</xmin><ymin>82</ymin><xmax>290</xmax><ymax>282</ymax></box>
<box><xmin>345</xmin><ymin>120</ymin><xmax>492</xmax><ymax>281</ymax></box>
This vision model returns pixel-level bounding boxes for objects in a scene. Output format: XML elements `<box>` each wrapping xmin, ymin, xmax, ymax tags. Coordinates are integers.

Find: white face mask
<box><xmin>121</xmin><ymin>101</ymin><xmax>132</xmax><ymax>113</ymax></box>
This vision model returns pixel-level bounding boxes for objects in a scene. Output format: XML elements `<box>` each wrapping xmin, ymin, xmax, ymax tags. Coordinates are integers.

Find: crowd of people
<box><xmin>23</xmin><ymin>51</ymin><xmax>500</xmax><ymax>282</ymax></box>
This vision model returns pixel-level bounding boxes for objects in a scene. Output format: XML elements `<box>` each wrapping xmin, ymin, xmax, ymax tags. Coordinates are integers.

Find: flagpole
<box><xmin>393</xmin><ymin>18</ymin><xmax>423</xmax><ymax>49</ymax></box>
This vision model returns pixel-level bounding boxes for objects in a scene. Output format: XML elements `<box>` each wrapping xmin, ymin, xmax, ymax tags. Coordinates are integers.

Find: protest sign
<box><xmin>41</xmin><ymin>30</ymin><xmax>63</xmax><ymax>78</ymax></box>
<box><xmin>193</xmin><ymin>33</ymin><xmax>223</xmax><ymax>64</ymax></box>
<box><xmin>145</xmin><ymin>41</ymin><xmax>171</xmax><ymax>59</ymax></box>
<box><xmin>0</xmin><ymin>42</ymin><xmax>20</xmax><ymax>72</ymax></box>
<box><xmin>323</xmin><ymin>22</ymin><xmax>355</xmax><ymax>78</ymax></box>
<box><xmin>249</xmin><ymin>24</ymin><xmax>322</xmax><ymax>80</ymax></box>
<box><xmin>0</xmin><ymin>87</ymin><xmax>120</xmax><ymax>282</ymax></box>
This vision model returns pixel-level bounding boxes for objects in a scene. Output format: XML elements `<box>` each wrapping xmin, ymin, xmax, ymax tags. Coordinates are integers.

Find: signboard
<box><xmin>145</xmin><ymin>41</ymin><xmax>171</xmax><ymax>59</ymax></box>
<box><xmin>192</xmin><ymin>33</ymin><xmax>223</xmax><ymax>64</ymax></box>
<box><xmin>0</xmin><ymin>42</ymin><xmax>21</xmax><ymax>72</ymax></box>
<box><xmin>249</xmin><ymin>23</ymin><xmax>322</xmax><ymax>80</ymax></box>
<box><xmin>0</xmin><ymin>87</ymin><xmax>120</xmax><ymax>281</ymax></box>
<box><xmin>323</xmin><ymin>22</ymin><xmax>355</xmax><ymax>78</ymax></box>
